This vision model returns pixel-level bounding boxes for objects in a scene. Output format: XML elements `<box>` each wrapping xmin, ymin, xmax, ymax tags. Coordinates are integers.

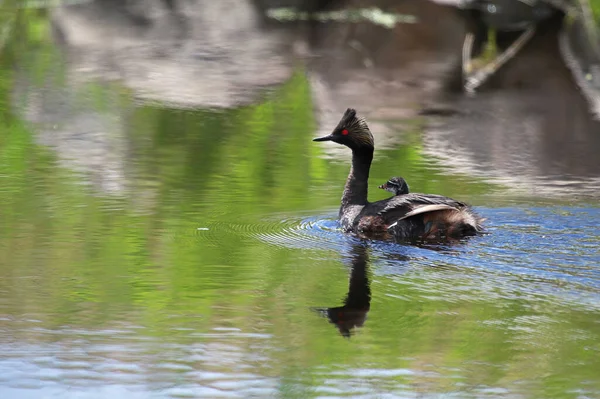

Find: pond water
<box><xmin>1</xmin><ymin>3</ymin><xmax>600</xmax><ymax>399</ymax></box>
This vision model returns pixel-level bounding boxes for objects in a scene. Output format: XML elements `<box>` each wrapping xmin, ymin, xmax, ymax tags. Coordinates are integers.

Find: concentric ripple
<box><xmin>194</xmin><ymin>213</ymin><xmax>354</xmax><ymax>253</ymax></box>
<box><xmin>196</xmin><ymin>205</ymin><xmax>600</xmax><ymax>312</ymax></box>
<box><xmin>203</xmin><ymin>206</ymin><xmax>600</xmax><ymax>312</ymax></box>
<box><xmin>255</xmin><ymin>215</ymin><xmax>352</xmax><ymax>251</ymax></box>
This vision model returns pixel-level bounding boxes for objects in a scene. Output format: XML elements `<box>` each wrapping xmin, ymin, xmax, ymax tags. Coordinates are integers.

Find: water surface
<box><xmin>1</xmin><ymin>3</ymin><xmax>600</xmax><ymax>399</ymax></box>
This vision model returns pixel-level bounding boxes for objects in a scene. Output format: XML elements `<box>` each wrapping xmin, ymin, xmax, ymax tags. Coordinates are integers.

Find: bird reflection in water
<box><xmin>312</xmin><ymin>241</ymin><xmax>446</xmax><ymax>337</ymax></box>
<box><xmin>312</xmin><ymin>243</ymin><xmax>372</xmax><ymax>338</ymax></box>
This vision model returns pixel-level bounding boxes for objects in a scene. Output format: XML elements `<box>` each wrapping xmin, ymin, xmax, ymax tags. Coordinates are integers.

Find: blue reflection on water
<box><xmin>258</xmin><ymin>206</ymin><xmax>600</xmax><ymax>310</ymax></box>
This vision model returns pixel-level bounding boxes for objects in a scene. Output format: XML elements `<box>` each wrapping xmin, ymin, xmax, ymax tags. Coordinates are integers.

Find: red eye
<box><xmin>341</xmin><ymin>129</ymin><xmax>349</xmax><ymax>135</ymax></box>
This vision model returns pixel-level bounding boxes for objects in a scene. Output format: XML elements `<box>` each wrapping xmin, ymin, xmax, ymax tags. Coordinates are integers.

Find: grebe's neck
<box><xmin>341</xmin><ymin>147</ymin><xmax>373</xmax><ymax>210</ymax></box>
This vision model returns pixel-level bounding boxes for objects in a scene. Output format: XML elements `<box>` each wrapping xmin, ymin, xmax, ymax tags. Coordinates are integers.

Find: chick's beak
<box><xmin>378</xmin><ymin>183</ymin><xmax>388</xmax><ymax>190</ymax></box>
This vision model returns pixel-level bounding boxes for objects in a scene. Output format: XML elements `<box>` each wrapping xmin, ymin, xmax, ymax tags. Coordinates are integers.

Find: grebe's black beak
<box><xmin>313</xmin><ymin>134</ymin><xmax>334</xmax><ymax>142</ymax></box>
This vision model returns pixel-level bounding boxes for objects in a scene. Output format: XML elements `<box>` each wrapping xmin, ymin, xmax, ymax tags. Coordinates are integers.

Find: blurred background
<box><xmin>1</xmin><ymin>1</ymin><xmax>600</xmax><ymax>398</ymax></box>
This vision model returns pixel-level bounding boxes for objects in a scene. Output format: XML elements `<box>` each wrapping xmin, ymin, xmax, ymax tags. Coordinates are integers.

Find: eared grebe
<box><xmin>313</xmin><ymin>108</ymin><xmax>484</xmax><ymax>241</ymax></box>
<box><xmin>379</xmin><ymin>177</ymin><xmax>410</xmax><ymax>196</ymax></box>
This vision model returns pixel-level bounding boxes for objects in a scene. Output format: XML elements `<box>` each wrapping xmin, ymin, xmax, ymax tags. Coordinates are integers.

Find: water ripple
<box><xmin>0</xmin><ymin>326</ymin><xmax>278</xmax><ymax>399</ymax></box>
<box><xmin>374</xmin><ymin>206</ymin><xmax>600</xmax><ymax>312</ymax></box>
<box><xmin>199</xmin><ymin>213</ymin><xmax>363</xmax><ymax>255</ymax></box>
<box><xmin>255</xmin><ymin>215</ymin><xmax>350</xmax><ymax>251</ymax></box>
<box><xmin>237</xmin><ymin>206</ymin><xmax>600</xmax><ymax>311</ymax></box>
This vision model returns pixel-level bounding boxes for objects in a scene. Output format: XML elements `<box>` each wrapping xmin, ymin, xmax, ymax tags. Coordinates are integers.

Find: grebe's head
<box><xmin>313</xmin><ymin>108</ymin><xmax>374</xmax><ymax>151</ymax></box>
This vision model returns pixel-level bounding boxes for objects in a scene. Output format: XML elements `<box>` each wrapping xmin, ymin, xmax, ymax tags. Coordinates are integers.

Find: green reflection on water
<box><xmin>0</xmin><ymin>7</ymin><xmax>599</xmax><ymax>399</ymax></box>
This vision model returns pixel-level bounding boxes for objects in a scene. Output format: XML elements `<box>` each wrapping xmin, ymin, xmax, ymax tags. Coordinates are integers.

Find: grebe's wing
<box><xmin>377</xmin><ymin>193</ymin><xmax>467</xmax><ymax>222</ymax></box>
